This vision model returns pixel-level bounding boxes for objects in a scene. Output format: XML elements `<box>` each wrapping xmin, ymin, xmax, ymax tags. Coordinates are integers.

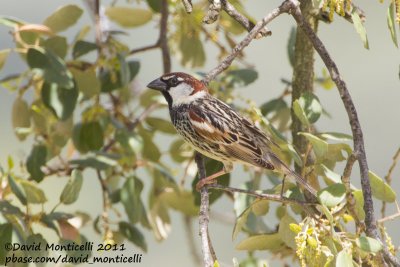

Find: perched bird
<box><xmin>147</xmin><ymin>72</ymin><xmax>317</xmax><ymax>197</ymax></box>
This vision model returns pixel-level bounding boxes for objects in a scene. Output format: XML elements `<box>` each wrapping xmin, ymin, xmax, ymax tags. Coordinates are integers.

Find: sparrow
<box><xmin>147</xmin><ymin>72</ymin><xmax>317</xmax><ymax>197</ymax></box>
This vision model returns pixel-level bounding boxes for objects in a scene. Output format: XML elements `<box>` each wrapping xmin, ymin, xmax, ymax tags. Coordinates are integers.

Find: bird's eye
<box><xmin>169</xmin><ymin>77</ymin><xmax>179</xmax><ymax>87</ymax></box>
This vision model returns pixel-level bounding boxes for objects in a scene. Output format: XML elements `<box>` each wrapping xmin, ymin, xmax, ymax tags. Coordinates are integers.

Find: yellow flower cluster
<box><xmin>321</xmin><ymin>0</ymin><xmax>352</xmax><ymax>21</ymax></box>
<box><xmin>292</xmin><ymin>219</ymin><xmax>334</xmax><ymax>267</ymax></box>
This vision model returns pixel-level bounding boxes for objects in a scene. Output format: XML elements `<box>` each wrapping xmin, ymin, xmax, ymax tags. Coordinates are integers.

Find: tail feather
<box><xmin>268</xmin><ymin>153</ymin><xmax>318</xmax><ymax>198</ymax></box>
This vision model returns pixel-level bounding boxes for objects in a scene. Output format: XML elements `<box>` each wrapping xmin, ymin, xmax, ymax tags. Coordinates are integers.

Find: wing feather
<box><xmin>188</xmin><ymin>98</ymin><xmax>275</xmax><ymax>169</ymax></box>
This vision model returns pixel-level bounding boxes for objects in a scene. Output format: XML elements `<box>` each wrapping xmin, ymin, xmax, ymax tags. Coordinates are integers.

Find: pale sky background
<box><xmin>0</xmin><ymin>1</ymin><xmax>399</xmax><ymax>267</ymax></box>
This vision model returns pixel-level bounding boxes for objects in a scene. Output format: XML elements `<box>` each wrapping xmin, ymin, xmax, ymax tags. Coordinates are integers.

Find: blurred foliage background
<box><xmin>0</xmin><ymin>0</ymin><xmax>399</xmax><ymax>266</ymax></box>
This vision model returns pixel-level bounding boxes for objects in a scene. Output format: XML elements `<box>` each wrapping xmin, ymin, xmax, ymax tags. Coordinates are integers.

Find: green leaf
<box><xmin>72</xmin><ymin>122</ymin><xmax>104</xmax><ymax>153</ymax></box>
<box><xmin>70</xmin><ymin>68</ymin><xmax>101</xmax><ymax>98</ymax></box>
<box><xmin>139</xmin><ymin>127</ymin><xmax>161</xmax><ymax>162</ymax></box>
<box><xmin>127</xmin><ymin>60</ymin><xmax>140</xmax><ymax>80</ymax></box>
<box><xmin>26</xmin><ymin>234</ymin><xmax>48</xmax><ymax>258</ymax></box>
<box><xmin>43</xmin><ymin>4</ymin><xmax>83</xmax><ymax>33</ymax></box>
<box><xmin>169</xmin><ymin>139</ymin><xmax>189</xmax><ymax>163</ymax></box>
<box><xmin>298</xmin><ymin>132</ymin><xmax>328</xmax><ymax>158</ymax></box>
<box><xmin>0</xmin><ymin>49</ymin><xmax>10</xmax><ymax>71</ymax></box>
<box><xmin>11</xmin><ymin>97</ymin><xmax>31</xmax><ymax>141</ymax></box>
<box><xmin>353</xmin><ymin>190</ymin><xmax>365</xmax><ymax>221</ymax></box>
<box><xmin>27</xmin><ymin>47</ymin><xmax>74</xmax><ymax>88</ymax></box>
<box><xmin>72</xmin><ymin>40</ymin><xmax>97</xmax><ymax>59</ymax></box>
<box><xmin>0</xmin><ymin>223</ymin><xmax>12</xmax><ymax>265</ymax></box>
<box><xmin>146</xmin><ymin>117</ymin><xmax>176</xmax><ymax>134</ymax></box>
<box><xmin>297</xmin><ymin>92</ymin><xmax>322</xmax><ymax>124</ymax></box>
<box><xmin>8</xmin><ymin>175</ymin><xmax>27</xmax><ymax>205</ymax></box>
<box><xmin>226</xmin><ymin>69</ymin><xmax>258</xmax><ymax>87</ymax></box>
<box><xmin>146</xmin><ymin>0</ymin><xmax>162</xmax><ymax>12</ymax></box>
<box><xmin>60</xmin><ymin>169</ymin><xmax>83</xmax><ymax>205</ymax></box>
<box><xmin>317</xmin><ymin>164</ymin><xmax>342</xmax><ymax>184</ymax></box>
<box><xmin>351</xmin><ymin>12</ymin><xmax>369</xmax><ymax>49</ymax></box>
<box><xmin>26</xmin><ymin>144</ymin><xmax>47</xmax><ymax>182</ymax></box>
<box><xmin>319</xmin><ymin>132</ymin><xmax>353</xmax><ymax>142</ymax></box>
<box><xmin>317</xmin><ymin>183</ymin><xmax>346</xmax><ymax>208</ymax></box>
<box><xmin>260</xmin><ymin>98</ymin><xmax>287</xmax><ymax>116</ymax></box>
<box><xmin>179</xmin><ymin>34</ymin><xmax>206</xmax><ymax>68</ymax></box>
<box><xmin>251</xmin><ymin>199</ymin><xmax>269</xmax><ymax>216</ymax></box>
<box><xmin>115</xmin><ymin>130</ymin><xmax>143</xmax><ymax>155</ymax></box>
<box><xmin>355</xmin><ymin>236</ymin><xmax>382</xmax><ymax>253</ymax></box>
<box><xmin>369</xmin><ymin>171</ymin><xmax>396</xmax><ymax>202</ymax></box>
<box><xmin>286</xmin><ymin>143</ymin><xmax>302</xmax><ymax>167</ymax></box>
<box><xmin>278</xmin><ymin>213</ymin><xmax>297</xmax><ymax>249</ymax></box>
<box><xmin>236</xmin><ymin>233</ymin><xmax>284</xmax><ymax>251</ymax></box>
<box><xmin>0</xmin><ymin>200</ymin><xmax>24</xmax><ymax>216</ymax></box>
<box><xmin>43</xmin><ymin>36</ymin><xmax>68</xmax><ymax>59</ymax></box>
<box><xmin>336</xmin><ymin>250</ymin><xmax>353</xmax><ymax>267</ymax></box>
<box><xmin>119</xmin><ymin>222</ymin><xmax>147</xmax><ymax>252</ymax></box>
<box><xmin>105</xmin><ymin>7</ymin><xmax>152</xmax><ymax>28</ymax></box>
<box><xmin>293</xmin><ymin>99</ymin><xmax>310</xmax><ymax>126</ymax></box>
<box><xmin>99</xmin><ymin>60</ymin><xmax>140</xmax><ymax>92</ymax></box>
<box><xmin>70</xmin><ymin>153</ymin><xmax>118</xmax><ymax>170</ymax></box>
<box><xmin>160</xmin><ymin>190</ymin><xmax>199</xmax><ymax>216</ymax></box>
<box><xmin>287</xmin><ymin>27</ymin><xmax>296</xmax><ymax>67</ymax></box>
<box><xmin>41</xmin><ymin>82</ymin><xmax>78</xmax><ymax>121</ymax></box>
<box><xmin>120</xmin><ymin>177</ymin><xmax>143</xmax><ymax>224</ymax></box>
<box><xmin>0</xmin><ymin>16</ymin><xmax>24</xmax><ymax>27</ymax></box>
<box><xmin>232</xmin><ymin>206</ymin><xmax>252</xmax><ymax>241</ymax></box>
<box><xmin>387</xmin><ymin>2</ymin><xmax>398</xmax><ymax>48</ymax></box>
<box><xmin>20</xmin><ymin>180</ymin><xmax>47</xmax><ymax>204</ymax></box>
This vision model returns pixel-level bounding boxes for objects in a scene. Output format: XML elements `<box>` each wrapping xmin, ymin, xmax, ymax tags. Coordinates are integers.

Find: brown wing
<box><xmin>188</xmin><ymin>98</ymin><xmax>275</xmax><ymax>170</ymax></box>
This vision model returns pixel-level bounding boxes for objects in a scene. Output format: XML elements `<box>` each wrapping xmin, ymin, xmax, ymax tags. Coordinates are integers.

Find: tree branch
<box><xmin>342</xmin><ymin>152</ymin><xmax>363</xmax><ymax>230</ymax></box>
<box><xmin>96</xmin><ymin>170</ymin><xmax>112</xmax><ymax>241</ymax></box>
<box><xmin>129</xmin><ymin>0</ymin><xmax>170</xmax><ymax>74</ymax></box>
<box><xmin>129</xmin><ymin>43</ymin><xmax>160</xmax><ymax>55</ymax></box>
<box><xmin>221</xmin><ymin>0</ymin><xmax>271</xmax><ymax>37</ymax></box>
<box><xmin>160</xmin><ymin>0</ymin><xmax>171</xmax><ymax>73</ymax></box>
<box><xmin>202</xmin><ymin>1</ymin><xmax>291</xmax><ymax>84</ymax></box>
<box><xmin>381</xmin><ymin>147</ymin><xmax>400</xmax><ymax>218</ymax></box>
<box><xmin>208</xmin><ymin>184</ymin><xmax>313</xmax><ymax>207</ymax></box>
<box><xmin>194</xmin><ymin>153</ymin><xmax>217</xmax><ymax>267</ymax></box>
<box><xmin>287</xmin><ymin>0</ymin><xmax>376</xmax><ymax>234</ymax></box>
<box><xmin>286</xmin><ymin>0</ymin><xmax>400</xmax><ymax>265</ymax></box>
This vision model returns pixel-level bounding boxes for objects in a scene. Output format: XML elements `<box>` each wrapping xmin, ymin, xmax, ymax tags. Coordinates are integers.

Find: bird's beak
<box><xmin>147</xmin><ymin>78</ymin><xmax>166</xmax><ymax>91</ymax></box>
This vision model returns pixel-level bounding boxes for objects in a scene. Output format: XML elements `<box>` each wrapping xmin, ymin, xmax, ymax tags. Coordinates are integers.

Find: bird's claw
<box><xmin>196</xmin><ymin>179</ymin><xmax>217</xmax><ymax>191</ymax></box>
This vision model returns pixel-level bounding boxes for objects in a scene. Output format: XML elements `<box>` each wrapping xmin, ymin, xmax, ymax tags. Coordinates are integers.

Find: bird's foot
<box><xmin>196</xmin><ymin>178</ymin><xmax>217</xmax><ymax>191</ymax></box>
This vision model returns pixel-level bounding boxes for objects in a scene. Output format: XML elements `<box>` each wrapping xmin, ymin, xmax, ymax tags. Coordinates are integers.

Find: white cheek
<box><xmin>170</xmin><ymin>84</ymin><xmax>207</xmax><ymax>106</ymax></box>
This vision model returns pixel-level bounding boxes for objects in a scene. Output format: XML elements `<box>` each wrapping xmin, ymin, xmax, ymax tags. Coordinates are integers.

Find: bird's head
<box><xmin>147</xmin><ymin>72</ymin><xmax>208</xmax><ymax>107</ymax></box>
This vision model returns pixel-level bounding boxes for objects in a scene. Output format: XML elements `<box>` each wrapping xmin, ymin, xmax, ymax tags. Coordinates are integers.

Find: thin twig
<box><xmin>195</xmin><ymin>153</ymin><xmax>217</xmax><ymax>267</ymax></box>
<box><xmin>129</xmin><ymin>42</ymin><xmax>160</xmax><ymax>55</ymax></box>
<box><xmin>208</xmin><ymin>184</ymin><xmax>312</xmax><ymax>207</ymax></box>
<box><xmin>286</xmin><ymin>0</ymin><xmax>400</xmax><ymax>265</ymax></box>
<box><xmin>96</xmin><ymin>170</ymin><xmax>112</xmax><ymax>240</ymax></box>
<box><xmin>382</xmin><ymin>148</ymin><xmax>400</xmax><ymax>218</ymax></box>
<box><xmin>219</xmin><ymin>0</ymin><xmax>271</xmax><ymax>37</ymax></box>
<box><xmin>342</xmin><ymin>152</ymin><xmax>363</xmax><ymax>230</ymax></box>
<box><xmin>129</xmin><ymin>0</ymin><xmax>171</xmax><ymax>69</ymax></box>
<box><xmin>202</xmin><ymin>1</ymin><xmax>291</xmax><ymax>84</ymax></box>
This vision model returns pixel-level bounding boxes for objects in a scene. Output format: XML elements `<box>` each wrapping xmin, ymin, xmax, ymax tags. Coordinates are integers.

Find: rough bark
<box><xmin>291</xmin><ymin>0</ymin><xmax>318</xmax><ymax>172</ymax></box>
